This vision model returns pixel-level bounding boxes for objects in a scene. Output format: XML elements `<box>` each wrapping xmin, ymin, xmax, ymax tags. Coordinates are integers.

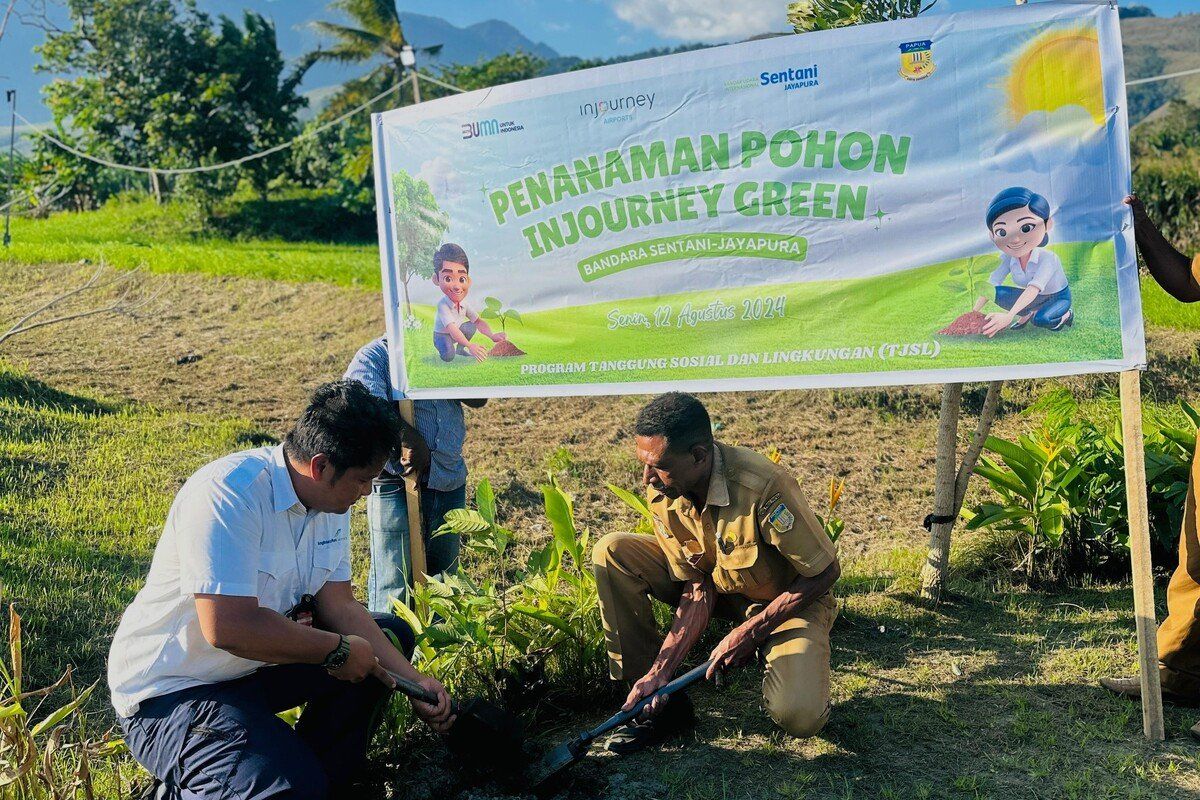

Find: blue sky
<box><xmin>1</xmin><ymin>0</ymin><xmax>1192</xmax><ymax>124</ymax></box>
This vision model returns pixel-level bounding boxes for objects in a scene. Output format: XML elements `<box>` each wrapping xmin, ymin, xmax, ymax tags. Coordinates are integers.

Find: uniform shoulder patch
<box><xmin>767</xmin><ymin>503</ymin><xmax>795</xmax><ymax>534</ymax></box>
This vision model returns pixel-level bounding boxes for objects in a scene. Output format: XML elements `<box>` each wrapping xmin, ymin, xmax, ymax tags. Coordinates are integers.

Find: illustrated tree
<box><xmin>390</xmin><ymin>169</ymin><xmax>447</xmax><ymax>318</ymax></box>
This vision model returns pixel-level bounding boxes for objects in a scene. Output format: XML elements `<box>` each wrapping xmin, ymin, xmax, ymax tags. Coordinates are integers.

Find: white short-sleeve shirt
<box><xmin>107</xmin><ymin>446</ymin><xmax>351</xmax><ymax>717</ymax></box>
<box><xmin>988</xmin><ymin>248</ymin><xmax>1069</xmax><ymax>294</ymax></box>
<box><xmin>434</xmin><ymin>296</ymin><xmax>479</xmax><ymax>334</ymax></box>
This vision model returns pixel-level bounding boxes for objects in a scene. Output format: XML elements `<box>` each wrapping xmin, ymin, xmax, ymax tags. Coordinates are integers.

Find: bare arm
<box><xmin>708</xmin><ymin>560</ymin><xmax>840</xmax><ymax>677</ymax></box>
<box><xmin>623</xmin><ymin>577</ymin><xmax>716</xmax><ymax>714</ymax></box>
<box><xmin>195</xmin><ymin>594</ymin><xmax>342</xmax><ymax>665</ymax></box>
<box><xmin>1126</xmin><ymin>195</ymin><xmax>1200</xmax><ymax>303</ymax></box>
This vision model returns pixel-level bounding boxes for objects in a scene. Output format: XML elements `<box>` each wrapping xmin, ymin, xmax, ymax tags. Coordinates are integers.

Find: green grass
<box><xmin>2</xmin><ymin>362</ymin><xmax>1198</xmax><ymax>798</ymax></box>
<box><xmin>1</xmin><ymin>196</ymin><xmax>381</xmax><ymax>287</ymax></box>
<box><xmin>403</xmin><ymin>242</ymin><xmax>1123</xmax><ymax>390</ymax></box>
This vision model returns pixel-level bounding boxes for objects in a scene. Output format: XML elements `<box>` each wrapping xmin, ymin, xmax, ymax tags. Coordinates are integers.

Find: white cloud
<box><xmin>416</xmin><ymin>156</ymin><xmax>460</xmax><ymax>202</ymax></box>
<box><xmin>984</xmin><ymin>106</ymin><xmax>1107</xmax><ymax>173</ymax></box>
<box><xmin>609</xmin><ymin>0</ymin><xmax>783</xmax><ymax>41</ymax></box>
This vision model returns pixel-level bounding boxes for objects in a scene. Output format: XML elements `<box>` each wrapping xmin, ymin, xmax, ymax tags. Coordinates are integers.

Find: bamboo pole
<box><xmin>398</xmin><ymin>399</ymin><xmax>428</xmax><ymax>586</ymax></box>
<box><xmin>1120</xmin><ymin>369</ymin><xmax>1165</xmax><ymax>740</ymax></box>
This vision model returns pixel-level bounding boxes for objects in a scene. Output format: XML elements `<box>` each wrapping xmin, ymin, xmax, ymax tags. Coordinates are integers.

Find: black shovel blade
<box><xmin>445</xmin><ymin>697</ymin><xmax>526</xmax><ymax>775</ymax></box>
<box><xmin>528</xmin><ymin>736</ymin><xmax>589</xmax><ymax>793</ymax></box>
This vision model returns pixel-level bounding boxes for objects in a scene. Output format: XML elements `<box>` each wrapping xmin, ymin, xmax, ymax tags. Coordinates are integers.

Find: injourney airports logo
<box><xmin>578</xmin><ymin>92</ymin><xmax>656</xmax><ymax>124</ymax></box>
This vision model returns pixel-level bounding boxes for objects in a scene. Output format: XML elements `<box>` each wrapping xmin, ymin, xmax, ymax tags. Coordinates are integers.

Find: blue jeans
<box><xmin>994</xmin><ymin>285</ymin><xmax>1072</xmax><ymax>328</ymax></box>
<box><xmin>367</xmin><ymin>478</ymin><xmax>465</xmax><ymax>612</ymax></box>
<box><xmin>120</xmin><ymin>613</ymin><xmax>413</xmax><ymax>799</ymax></box>
<box><xmin>433</xmin><ymin>321</ymin><xmax>477</xmax><ymax>362</ymax></box>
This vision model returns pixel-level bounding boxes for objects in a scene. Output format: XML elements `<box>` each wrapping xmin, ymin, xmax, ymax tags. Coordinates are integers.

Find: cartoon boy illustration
<box><xmin>431</xmin><ymin>242</ymin><xmax>506</xmax><ymax>362</ymax></box>
<box><xmin>972</xmin><ymin>186</ymin><xmax>1074</xmax><ymax>338</ymax></box>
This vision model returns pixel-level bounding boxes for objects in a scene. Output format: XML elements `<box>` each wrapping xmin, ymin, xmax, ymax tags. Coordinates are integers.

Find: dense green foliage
<box><xmin>964</xmin><ymin>389</ymin><xmax>1196</xmax><ymax>585</ymax></box>
<box><xmin>1132</xmin><ymin>100</ymin><xmax>1200</xmax><ymax>255</ymax></box>
<box><xmin>31</xmin><ymin>0</ymin><xmax>311</xmax><ymax>209</ymax></box>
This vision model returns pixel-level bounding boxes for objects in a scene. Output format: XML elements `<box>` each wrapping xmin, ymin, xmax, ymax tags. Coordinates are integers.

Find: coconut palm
<box><xmin>309</xmin><ymin>0</ymin><xmax>441</xmax><ymax>92</ymax></box>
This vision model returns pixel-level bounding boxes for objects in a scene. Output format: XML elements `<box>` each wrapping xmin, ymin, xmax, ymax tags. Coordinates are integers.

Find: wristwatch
<box><xmin>321</xmin><ymin>635</ymin><xmax>351</xmax><ymax>671</ymax></box>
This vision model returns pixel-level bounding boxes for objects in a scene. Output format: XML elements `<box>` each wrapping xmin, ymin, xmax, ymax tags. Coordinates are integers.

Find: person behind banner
<box><xmin>108</xmin><ymin>382</ymin><xmax>454</xmax><ymax>798</ymax></box>
<box><xmin>1102</xmin><ymin>196</ymin><xmax>1200</xmax><ymax>736</ymax></box>
<box><xmin>593</xmin><ymin>392</ymin><xmax>840</xmax><ymax>754</ymax></box>
<box><xmin>431</xmin><ymin>243</ymin><xmax>507</xmax><ymax>363</ymax></box>
<box><xmin>971</xmin><ymin>187</ymin><xmax>1074</xmax><ymax>338</ymax></box>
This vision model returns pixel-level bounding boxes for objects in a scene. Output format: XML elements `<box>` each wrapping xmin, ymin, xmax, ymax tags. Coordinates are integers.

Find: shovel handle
<box><xmin>591</xmin><ymin>659</ymin><xmax>713</xmax><ymax>738</ymax></box>
<box><xmin>384</xmin><ymin>669</ymin><xmax>439</xmax><ymax>705</ymax></box>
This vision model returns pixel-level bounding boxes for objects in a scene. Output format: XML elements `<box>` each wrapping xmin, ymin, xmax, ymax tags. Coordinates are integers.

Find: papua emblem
<box><xmin>899</xmin><ymin>40</ymin><xmax>935</xmax><ymax>81</ymax></box>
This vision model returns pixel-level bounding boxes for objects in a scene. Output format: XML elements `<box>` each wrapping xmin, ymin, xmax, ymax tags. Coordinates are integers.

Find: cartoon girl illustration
<box><xmin>972</xmin><ymin>187</ymin><xmax>1073</xmax><ymax>338</ymax></box>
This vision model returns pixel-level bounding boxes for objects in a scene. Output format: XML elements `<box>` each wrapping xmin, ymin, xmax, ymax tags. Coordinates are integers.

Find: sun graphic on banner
<box><xmin>1005</xmin><ymin>26</ymin><xmax>1104</xmax><ymax>127</ymax></box>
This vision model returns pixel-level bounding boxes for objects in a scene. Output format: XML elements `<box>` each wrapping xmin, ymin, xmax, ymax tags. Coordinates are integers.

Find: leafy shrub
<box><xmin>962</xmin><ymin>391</ymin><xmax>1196</xmax><ymax>585</ymax></box>
<box><xmin>391</xmin><ymin>477</ymin><xmax>605</xmax><ymax>706</ymax></box>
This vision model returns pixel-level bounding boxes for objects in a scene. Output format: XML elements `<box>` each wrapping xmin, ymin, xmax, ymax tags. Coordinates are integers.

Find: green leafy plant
<box><xmin>788</xmin><ymin>0</ymin><xmax>935</xmax><ymax>32</ymax></box>
<box><xmin>607</xmin><ymin>482</ymin><xmax>655</xmax><ymax>535</ymax></box>
<box><xmin>480</xmin><ymin>296</ymin><xmax>523</xmax><ymax>334</ymax></box>
<box><xmin>817</xmin><ymin>478</ymin><xmax>847</xmax><ymax>543</ymax></box>
<box><xmin>392</xmin><ymin>477</ymin><xmax>604</xmax><ymax>706</ymax></box>
<box><xmin>964</xmin><ymin>391</ymin><xmax>1197</xmax><ymax>584</ymax></box>
<box><xmin>940</xmin><ymin>256</ymin><xmax>993</xmax><ymax>311</ymax></box>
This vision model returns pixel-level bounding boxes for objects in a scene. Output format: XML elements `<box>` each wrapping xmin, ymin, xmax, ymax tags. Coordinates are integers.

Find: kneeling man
<box><xmin>594</xmin><ymin>392</ymin><xmax>840</xmax><ymax>753</ymax></box>
<box><xmin>108</xmin><ymin>381</ymin><xmax>453</xmax><ymax>799</ymax></box>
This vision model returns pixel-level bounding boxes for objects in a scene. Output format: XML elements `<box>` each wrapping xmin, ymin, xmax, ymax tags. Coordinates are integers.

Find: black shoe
<box><xmin>603</xmin><ymin>692</ymin><xmax>695</xmax><ymax>755</ymax></box>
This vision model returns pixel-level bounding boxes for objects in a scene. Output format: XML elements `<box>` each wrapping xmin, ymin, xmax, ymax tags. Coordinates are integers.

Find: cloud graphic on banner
<box><xmin>984</xmin><ymin>106</ymin><xmax>1106</xmax><ymax>173</ymax></box>
<box><xmin>611</xmin><ymin>0</ymin><xmax>779</xmax><ymax>41</ymax></box>
<box><xmin>416</xmin><ymin>156</ymin><xmax>460</xmax><ymax>203</ymax></box>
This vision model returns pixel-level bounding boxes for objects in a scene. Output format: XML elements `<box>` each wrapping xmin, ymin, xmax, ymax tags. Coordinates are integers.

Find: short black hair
<box><xmin>283</xmin><ymin>381</ymin><xmax>400</xmax><ymax>477</ymax></box>
<box><xmin>434</xmin><ymin>242</ymin><xmax>469</xmax><ymax>274</ymax></box>
<box><xmin>635</xmin><ymin>392</ymin><xmax>713</xmax><ymax>453</ymax></box>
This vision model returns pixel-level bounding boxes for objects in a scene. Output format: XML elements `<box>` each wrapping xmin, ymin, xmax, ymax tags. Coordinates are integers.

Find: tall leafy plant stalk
<box><xmin>0</xmin><ymin>606</ymin><xmax>128</xmax><ymax>799</ymax></box>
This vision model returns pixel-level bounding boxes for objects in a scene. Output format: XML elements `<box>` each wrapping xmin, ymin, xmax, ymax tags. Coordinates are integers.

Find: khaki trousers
<box><xmin>592</xmin><ymin>532</ymin><xmax>837</xmax><ymax>738</ymax></box>
<box><xmin>1158</xmin><ymin>447</ymin><xmax>1200</xmax><ymax>696</ymax></box>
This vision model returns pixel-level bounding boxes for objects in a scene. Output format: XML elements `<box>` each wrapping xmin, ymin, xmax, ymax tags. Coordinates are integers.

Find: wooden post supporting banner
<box><xmin>397</xmin><ymin>399</ymin><xmax>428</xmax><ymax>587</ymax></box>
<box><xmin>1120</xmin><ymin>369</ymin><xmax>1165</xmax><ymax>740</ymax></box>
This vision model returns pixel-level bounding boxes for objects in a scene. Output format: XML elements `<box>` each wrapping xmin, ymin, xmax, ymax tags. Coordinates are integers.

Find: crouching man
<box><xmin>594</xmin><ymin>392</ymin><xmax>840</xmax><ymax>753</ymax></box>
<box><xmin>108</xmin><ymin>381</ymin><xmax>454</xmax><ymax>799</ymax></box>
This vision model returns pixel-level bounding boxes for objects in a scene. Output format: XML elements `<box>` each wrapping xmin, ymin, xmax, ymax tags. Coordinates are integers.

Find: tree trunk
<box><xmin>920</xmin><ymin>384</ymin><xmax>963</xmax><ymax>602</ymax></box>
<box><xmin>401</xmin><ymin>275</ymin><xmax>413</xmax><ymax>319</ymax></box>
<box><xmin>919</xmin><ymin>381</ymin><xmax>1004</xmax><ymax>602</ymax></box>
<box><xmin>149</xmin><ymin>171</ymin><xmax>163</xmax><ymax>205</ymax></box>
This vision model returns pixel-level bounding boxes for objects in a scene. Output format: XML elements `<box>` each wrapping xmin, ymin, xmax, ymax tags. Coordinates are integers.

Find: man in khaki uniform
<box><xmin>1103</xmin><ymin>196</ymin><xmax>1200</xmax><ymax>716</ymax></box>
<box><xmin>594</xmin><ymin>392</ymin><xmax>840</xmax><ymax>753</ymax></box>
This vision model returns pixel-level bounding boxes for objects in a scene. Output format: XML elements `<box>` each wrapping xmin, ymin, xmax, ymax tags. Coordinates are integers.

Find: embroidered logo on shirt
<box><xmin>767</xmin><ymin>504</ymin><xmax>795</xmax><ymax>534</ymax></box>
<box><xmin>316</xmin><ymin>529</ymin><xmax>344</xmax><ymax>547</ymax></box>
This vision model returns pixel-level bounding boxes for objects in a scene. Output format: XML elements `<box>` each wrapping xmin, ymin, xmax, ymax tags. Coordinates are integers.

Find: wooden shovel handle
<box><xmin>397</xmin><ymin>400</ymin><xmax>427</xmax><ymax>586</ymax></box>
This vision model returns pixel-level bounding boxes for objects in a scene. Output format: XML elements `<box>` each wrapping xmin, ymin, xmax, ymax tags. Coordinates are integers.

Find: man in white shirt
<box><xmin>108</xmin><ymin>381</ymin><xmax>453</xmax><ymax>799</ymax></box>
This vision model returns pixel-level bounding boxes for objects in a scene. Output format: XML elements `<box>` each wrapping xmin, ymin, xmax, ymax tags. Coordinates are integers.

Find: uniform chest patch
<box><xmin>767</xmin><ymin>504</ymin><xmax>795</xmax><ymax>534</ymax></box>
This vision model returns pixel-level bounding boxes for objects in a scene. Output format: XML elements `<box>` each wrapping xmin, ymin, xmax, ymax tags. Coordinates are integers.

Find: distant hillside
<box><xmin>398</xmin><ymin>13</ymin><xmax>559</xmax><ymax>67</ymax></box>
<box><xmin>1122</xmin><ymin>13</ymin><xmax>1200</xmax><ymax>116</ymax></box>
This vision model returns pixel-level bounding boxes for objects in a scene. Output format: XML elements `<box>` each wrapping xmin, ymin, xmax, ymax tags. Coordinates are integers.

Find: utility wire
<box><xmin>10</xmin><ymin>64</ymin><xmax>1199</xmax><ymax>177</ymax></box>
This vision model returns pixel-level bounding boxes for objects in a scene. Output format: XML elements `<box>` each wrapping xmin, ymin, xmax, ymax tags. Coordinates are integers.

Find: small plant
<box><xmin>940</xmin><ymin>256</ymin><xmax>993</xmax><ymax>311</ymax></box>
<box><xmin>817</xmin><ymin>478</ymin><xmax>847</xmax><ymax>543</ymax></box>
<box><xmin>608</xmin><ymin>482</ymin><xmax>655</xmax><ymax>534</ymax></box>
<box><xmin>480</xmin><ymin>296</ymin><xmax>523</xmax><ymax>334</ymax></box>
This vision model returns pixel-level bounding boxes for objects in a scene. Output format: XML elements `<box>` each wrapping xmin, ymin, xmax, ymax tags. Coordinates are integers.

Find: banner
<box><xmin>372</xmin><ymin>1</ymin><xmax>1142</xmax><ymax>399</ymax></box>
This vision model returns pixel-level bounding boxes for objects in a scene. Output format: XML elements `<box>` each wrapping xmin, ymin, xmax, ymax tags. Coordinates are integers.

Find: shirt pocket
<box><xmin>712</xmin><ymin>532</ymin><xmax>773</xmax><ymax>596</ymax></box>
<box><xmin>257</xmin><ymin>551</ymin><xmax>298</xmax><ymax>613</ymax></box>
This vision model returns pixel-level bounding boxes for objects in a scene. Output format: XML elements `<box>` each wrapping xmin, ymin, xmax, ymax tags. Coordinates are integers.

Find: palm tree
<box><xmin>309</xmin><ymin>0</ymin><xmax>441</xmax><ymax>94</ymax></box>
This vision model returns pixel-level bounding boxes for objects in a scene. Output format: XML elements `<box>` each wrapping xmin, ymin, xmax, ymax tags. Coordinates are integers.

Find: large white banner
<box><xmin>372</xmin><ymin>1</ymin><xmax>1142</xmax><ymax>399</ymax></box>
